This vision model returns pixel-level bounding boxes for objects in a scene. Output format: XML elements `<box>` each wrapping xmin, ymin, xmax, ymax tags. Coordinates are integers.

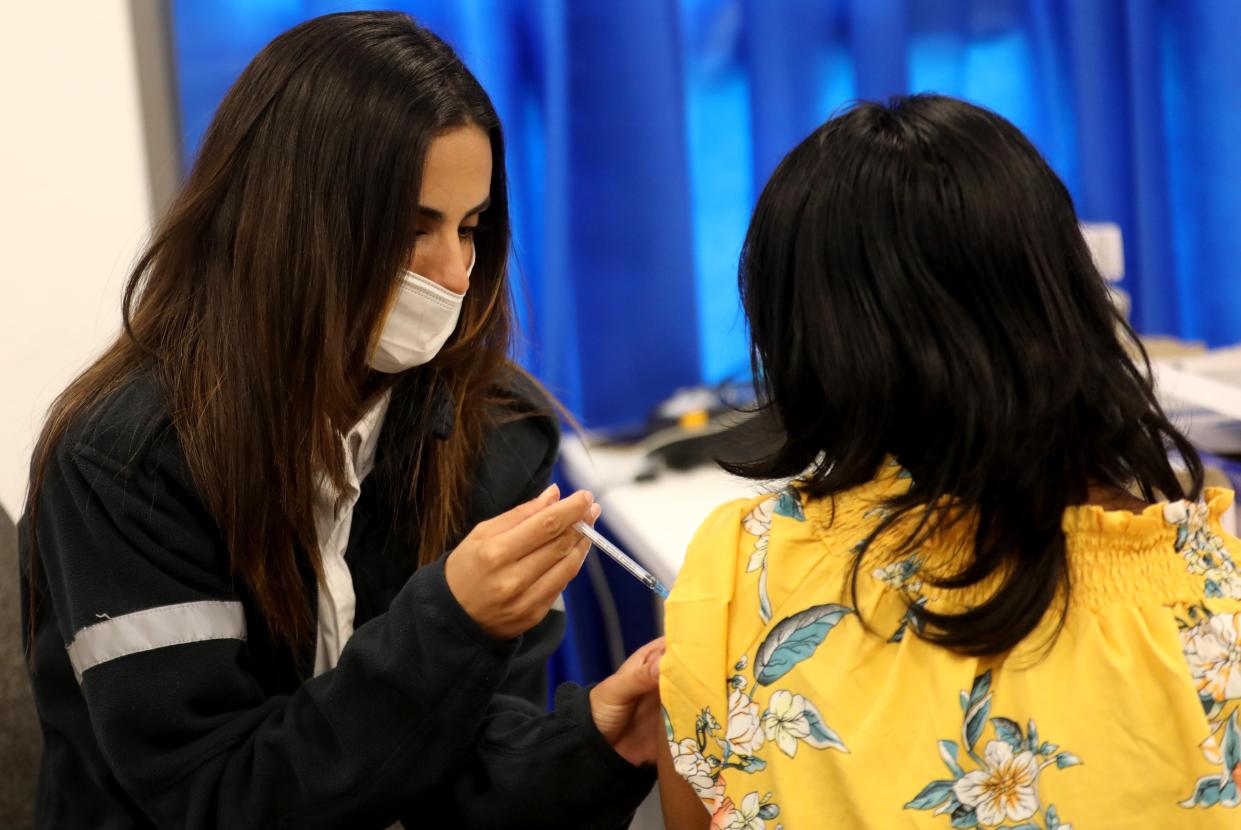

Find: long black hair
<box><xmin>730</xmin><ymin>94</ymin><xmax>1202</xmax><ymax>656</ymax></box>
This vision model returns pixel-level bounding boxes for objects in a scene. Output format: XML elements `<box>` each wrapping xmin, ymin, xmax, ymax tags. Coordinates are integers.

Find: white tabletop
<box><xmin>1154</xmin><ymin>348</ymin><xmax>1241</xmax><ymax>455</ymax></box>
<box><xmin>559</xmin><ymin>433</ymin><xmax>774</xmax><ymax>587</ymax></box>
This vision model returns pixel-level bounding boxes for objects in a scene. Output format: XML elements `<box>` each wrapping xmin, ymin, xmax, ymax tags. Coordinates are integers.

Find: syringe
<box><xmin>573</xmin><ymin>521</ymin><xmax>671</xmax><ymax>599</ymax></box>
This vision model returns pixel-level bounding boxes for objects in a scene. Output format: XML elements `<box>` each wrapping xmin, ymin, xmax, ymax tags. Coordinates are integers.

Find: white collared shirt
<box><xmin>312</xmin><ymin>391</ymin><xmax>391</xmax><ymax>676</ymax></box>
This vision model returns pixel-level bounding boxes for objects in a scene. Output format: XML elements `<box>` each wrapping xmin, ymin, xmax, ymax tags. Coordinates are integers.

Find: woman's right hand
<box><xmin>444</xmin><ymin>484</ymin><xmax>599</xmax><ymax>640</ymax></box>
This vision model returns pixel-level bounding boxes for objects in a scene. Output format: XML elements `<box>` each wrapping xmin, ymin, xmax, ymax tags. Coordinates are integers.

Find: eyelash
<box><xmin>414</xmin><ymin>224</ymin><xmax>483</xmax><ymax>239</ymax></box>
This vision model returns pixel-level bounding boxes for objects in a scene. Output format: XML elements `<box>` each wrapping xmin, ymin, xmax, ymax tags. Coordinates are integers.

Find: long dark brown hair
<box><xmin>27</xmin><ymin>12</ymin><xmax>528</xmax><ymax>649</ymax></box>
<box><xmin>731</xmin><ymin>95</ymin><xmax>1202</xmax><ymax>655</ymax></box>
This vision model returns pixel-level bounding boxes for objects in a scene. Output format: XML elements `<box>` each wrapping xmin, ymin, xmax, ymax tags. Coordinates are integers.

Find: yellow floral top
<box><xmin>659</xmin><ymin>462</ymin><xmax>1241</xmax><ymax>829</ymax></box>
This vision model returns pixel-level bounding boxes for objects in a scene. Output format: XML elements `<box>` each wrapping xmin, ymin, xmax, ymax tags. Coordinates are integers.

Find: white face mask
<box><xmin>368</xmin><ymin>249</ymin><xmax>475</xmax><ymax>373</ymax></box>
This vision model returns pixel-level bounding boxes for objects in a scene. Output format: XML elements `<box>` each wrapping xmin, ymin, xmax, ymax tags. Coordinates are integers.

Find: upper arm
<box><xmin>32</xmin><ymin>432</ymin><xmax>273</xmax><ymax>810</ymax></box>
<box><xmin>37</xmin><ymin>428</ymin><xmax>238</xmax><ymax>655</ymax></box>
<box><xmin>656</xmin><ymin>499</ymin><xmax>755</xmax><ymax>830</ymax></box>
<box><xmin>658</xmin><ymin>735</ymin><xmax>712</xmax><ymax>830</ymax></box>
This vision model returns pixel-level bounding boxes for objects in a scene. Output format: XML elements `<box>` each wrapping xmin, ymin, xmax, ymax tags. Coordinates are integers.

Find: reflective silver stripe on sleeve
<box><xmin>66</xmin><ymin>600</ymin><xmax>246</xmax><ymax>683</ymax></box>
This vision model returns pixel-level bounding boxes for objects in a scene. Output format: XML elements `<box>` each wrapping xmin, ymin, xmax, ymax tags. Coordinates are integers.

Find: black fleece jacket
<box><xmin>19</xmin><ymin>372</ymin><xmax>653</xmax><ymax>829</ymax></box>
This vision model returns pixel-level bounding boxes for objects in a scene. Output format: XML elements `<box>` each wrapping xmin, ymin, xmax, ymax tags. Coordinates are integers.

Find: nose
<box><xmin>420</xmin><ymin>238</ymin><xmax>471</xmax><ymax>296</ymax></box>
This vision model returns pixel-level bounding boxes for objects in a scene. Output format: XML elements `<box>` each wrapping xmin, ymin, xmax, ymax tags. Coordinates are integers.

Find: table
<box><xmin>1155</xmin><ymin>348</ymin><xmax>1241</xmax><ymax>455</ymax></box>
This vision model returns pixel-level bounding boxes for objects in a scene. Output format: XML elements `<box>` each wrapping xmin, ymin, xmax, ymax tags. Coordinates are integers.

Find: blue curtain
<box><xmin>170</xmin><ymin>0</ymin><xmax>1241</xmax><ymax>683</ymax></box>
<box><xmin>171</xmin><ymin>0</ymin><xmax>1241</xmax><ymax>430</ymax></box>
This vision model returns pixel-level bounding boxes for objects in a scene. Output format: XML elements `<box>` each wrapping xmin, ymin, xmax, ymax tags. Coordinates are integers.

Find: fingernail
<box><xmin>649</xmin><ymin>661</ymin><xmax>660</xmax><ymax>681</ymax></box>
<box><xmin>541</xmin><ymin>484</ymin><xmax>559</xmax><ymax>502</ymax></box>
<box><xmin>583</xmin><ymin>490</ymin><xmax>594</xmax><ymax>505</ymax></box>
<box><xmin>590</xmin><ymin>503</ymin><xmax>602</xmax><ymax>520</ymax></box>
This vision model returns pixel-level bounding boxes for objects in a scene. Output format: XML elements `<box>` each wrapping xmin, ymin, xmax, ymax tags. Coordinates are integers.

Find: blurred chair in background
<box><xmin>0</xmin><ymin>503</ymin><xmax>39</xmax><ymax>830</ymax></box>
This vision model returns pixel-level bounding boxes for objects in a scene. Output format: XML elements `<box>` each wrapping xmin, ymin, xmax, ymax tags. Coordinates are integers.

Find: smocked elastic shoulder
<box><xmin>1061</xmin><ymin>487</ymin><xmax>1234</xmax><ymax>539</ymax></box>
<box><xmin>802</xmin><ymin>463</ymin><xmax>1241</xmax><ymax>609</ymax></box>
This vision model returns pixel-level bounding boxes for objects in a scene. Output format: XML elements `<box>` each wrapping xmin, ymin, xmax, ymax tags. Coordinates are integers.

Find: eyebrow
<box><xmin>416</xmin><ymin>196</ymin><xmax>492</xmax><ymax>222</ymax></box>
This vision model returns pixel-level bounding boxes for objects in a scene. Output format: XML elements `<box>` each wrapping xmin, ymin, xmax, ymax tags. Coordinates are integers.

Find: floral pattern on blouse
<box><xmin>663</xmin><ymin>602</ymin><xmax>853</xmax><ymax>828</ymax></box>
<box><xmin>742</xmin><ymin>487</ymin><xmax>806</xmax><ymax>624</ymax></box>
<box><xmin>872</xmin><ymin>553</ymin><xmax>929</xmax><ymax>642</ymax></box>
<box><xmin>1164</xmin><ymin>500</ymin><xmax>1241</xmax><ymax>600</ymax></box>
<box><xmin>1179</xmin><ymin>605</ymin><xmax>1241</xmax><ymax>809</ymax></box>
<box><xmin>665</xmin><ymin>472</ymin><xmax>1241</xmax><ymax>827</ymax></box>
<box><xmin>905</xmin><ymin>670</ymin><xmax>1081</xmax><ymax>828</ymax></box>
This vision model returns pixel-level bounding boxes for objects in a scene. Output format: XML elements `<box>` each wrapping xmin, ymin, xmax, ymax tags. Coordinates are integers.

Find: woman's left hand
<box><xmin>589</xmin><ymin>638</ymin><xmax>666</xmax><ymax>766</ymax></box>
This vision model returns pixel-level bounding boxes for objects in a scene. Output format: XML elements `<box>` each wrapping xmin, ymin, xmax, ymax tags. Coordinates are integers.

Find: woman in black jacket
<box><xmin>20</xmin><ymin>12</ymin><xmax>659</xmax><ymax>828</ymax></box>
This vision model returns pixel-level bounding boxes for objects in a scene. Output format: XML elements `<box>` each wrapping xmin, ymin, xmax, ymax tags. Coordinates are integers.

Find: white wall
<box><xmin>0</xmin><ymin>3</ymin><xmax>154</xmax><ymax>519</ymax></box>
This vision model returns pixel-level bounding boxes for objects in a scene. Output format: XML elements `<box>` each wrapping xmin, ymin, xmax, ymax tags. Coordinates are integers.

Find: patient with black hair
<box><xmin>657</xmin><ymin>95</ymin><xmax>1239</xmax><ymax>828</ymax></box>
